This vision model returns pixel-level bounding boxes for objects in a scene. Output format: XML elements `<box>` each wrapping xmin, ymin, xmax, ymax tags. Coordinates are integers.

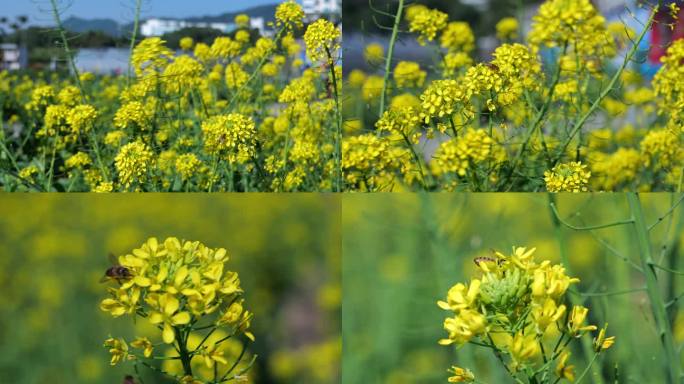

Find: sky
<box><xmin>1</xmin><ymin>0</ymin><xmax>281</xmax><ymax>25</ymax></box>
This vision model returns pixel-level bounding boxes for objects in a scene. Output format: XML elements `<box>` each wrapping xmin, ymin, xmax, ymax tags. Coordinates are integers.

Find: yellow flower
<box><xmin>234</xmin><ymin>14</ymin><xmax>250</xmax><ymax>29</ymax></box>
<box><xmin>544</xmin><ymin>161</ymin><xmax>591</xmax><ymax>192</ymax></box>
<box><xmin>114</xmin><ymin>141</ymin><xmax>154</xmax><ymax>188</ymax></box>
<box><xmin>103</xmin><ymin>337</ymin><xmax>129</xmax><ymax>366</ymax></box>
<box><xmin>408</xmin><ymin>7</ymin><xmax>448</xmax><ymax>45</ymax></box>
<box><xmin>567</xmin><ymin>305</ymin><xmax>597</xmax><ymax>336</ymax></box>
<box><xmin>131</xmin><ymin>37</ymin><xmax>172</xmax><ymax>76</ymax></box>
<box><xmin>100</xmin><ymin>287</ymin><xmax>141</xmax><ymax>317</ymax></box>
<box><xmin>65</xmin><ymin>152</ymin><xmax>92</xmax><ymax>170</ymax></box>
<box><xmin>200</xmin><ymin>343</ymin><xmax>229</xmax><ymax>369</ymax></box>
<box><xmin>114</xmin><ymin>101</ymin><xmax>150</xmax><ymax>130</ymax></box>
<box><xmin>18</xmin><ymin>165</ymin><xmax>40</xmax><ymax>182</ymax></box>
<box><xmin>496</xmin><ymin>17</ymin><xmax>519</xmax><ymax>40</ymax></box>
<box><xmin>509</xmin><ymin>331</ymin><xmax>540</xmax><ymax>369</ymax></box>
<box><xmin>148</xmin><ymin>293</ymin><xmax>192</xmax><ymax>344</ymax></box>
<box><xmin>593</xmin><ymin>324</ymin><xmax>615</xmax><ymax>352</ymax></box>
<box><xmin>175</xmin><ymin>153</ymin><xmax>202</xmax><ymax>181</ymax></box>
<box><xmin>364</xmin><ymin>43</ymin><xmax>384</xmax><ymax>64</ymax></box>
<box><xmin>393</xmin><ymin>61</ymin><xmax>426</xmax><ymax>88</ymax></box>
<box><xmin>303</xmin><ymin>19</ymin><xmax>340</xmax><ymax>62</ymax></box>
<box><xmin>439</xmin><ymin>309</ymin><xmax>487</xmax><ymax>345</ymax></box>
<box><xmin>447</xmin><ymin>366</ymin><xmax>475</xmax><ymax>382</ymax></box>
<box><xmin>438</xmin><ymin>280</ymin><xmax>481</xmax><ymax>312</ymax></box>
<box><xmin>532</xmin><ymin>298</ymin><xmax>566</xmax><ymax>333</ymax></box>
<box><xmin>130</xmin><ymin>337</ymin><xmax>154</xmax><ymax>358</ymax></box>
<box><xmin>555</xmin><ymin>351</ymin><xmax>575</xmax><ymax>381</ymax></box>
<box><xmin>440</xmin><ymin>22</ymin><xmax>475</xmax><ymax>53</ymax></box>
<box><xmin>179</xmin><ymin>36</ymin><xmax>194</xmax><ymax>50</ymax></box>
<box><xmin>275</xmin><ymin>0</ymin><xmax>305</xmax><ymax>29</ymax></box>
<box><xmin>201</xmin><ymin>113</ymin><xmax>257</xmax><ymax>164</ymax></box>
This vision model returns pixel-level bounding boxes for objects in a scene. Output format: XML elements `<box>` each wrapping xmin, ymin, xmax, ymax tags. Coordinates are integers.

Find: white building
<box><xmin>140</xmin><ymin>17</ymin><xmax>268</xmax><ymax>37</ymax></box>
<box><xmin>140</xmin><ymin>18</ymin><xmax>233</xmax><ymax>37</ymax></box>
<box><xmin>302</xmin><ymin>0</ymin><xmax>341</xmax><ymax>18</ymax></box>
<box><xmin>0</xmin><ymin>43</ymin><xmax>24</xmax><ymax>70</ymax></box>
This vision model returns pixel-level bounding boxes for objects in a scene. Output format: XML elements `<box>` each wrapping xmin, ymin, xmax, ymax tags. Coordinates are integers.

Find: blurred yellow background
<box><xmin>0</xmin><ymin>194</ymin><xmax>340</xmax><ymax>383</ymax></box>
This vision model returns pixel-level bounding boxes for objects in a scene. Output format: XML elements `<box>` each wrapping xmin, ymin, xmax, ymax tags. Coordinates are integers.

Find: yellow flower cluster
<box><xmin>432</xmin><ymin>130</ymin><xmax>505</xmax><ymax>178</ymax></box>
<box><xmin>113</xmin><ymin>101</ymin><xmax>150</xmax><ymax>130</ymax></box>
<box><xmin>275</xmin><ymin>0</ymin><xmax>305</xmax><ymax>29</ymax></box>
<box><xmin>407</xmin><ymin>6</ymin><xmax>448</xmax><ymax>45</ymax></box>
<box><xmin>303</xmin><ymin>19</ymin><xmax>340</xmax><ymax>62</ymax></box>
<box><xmin>100</xmin><ymin>237</ymin><xmax>254</xmax><ymax>382</ymax></box>
<box><xmin>440</xmin><ymin>22</ymin><xmax>475</xmax><ymax>53</ymax></box>
<box><xmin>640</xmin><ymin>129</ymin><xmax>683</xmax><ymax>169</ymax></box>
<box><xmin>131</xmin><ymin>37</ymin><xmax>173</xmax><ymax>76</ymax></box>
<box><xmin>653</xmin><ymin>39</ymin><xmax>684</xmax><ymax>133</ymax></box>
<box><xmin>1</xmin><ymin>1</ymin><xmax>340</xmax><ymax>192</ymax></box>
<box><xmin>393</xmin><ymin>61</ymin><xmax>426</xmax><ymax>89</ymax></box>
<box><xmin>439</xmin><ymin>247</ymin><xmax>613</xmax><ymax>381</ymax></box>
<box><xmin>201</xmin><ymin>113</ymin><xmax>257</xmax><ymax>164</ymax></box>
<box><xmin>376</xmin><ymin>106</ymin><xmax>421</xmax><ymax>143</ymax></box>
<box><xmin>544</xmin><ymin>161</ymin><xmax>591</xmax><ymax>192</ymax></box>
<box><xmin>528</xmin><ymin>0</ymin><xmax>614</xmax><ymax>61</ymax></box>
<box><xmin>496</xmin><ymin>17</ymin><xmax>519</xmax><ymax>41</ymax></box>
<box><xmin>114</xmin><ymin>141</ymin><xmax>154</xmax><ymax>189</ymax></box>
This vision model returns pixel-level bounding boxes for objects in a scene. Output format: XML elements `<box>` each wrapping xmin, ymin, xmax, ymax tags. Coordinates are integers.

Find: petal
<box><xmin>174</xmin><ymin>266</ymin><xmax>188</xmax><ymax>287</ymax></box>
<box><xmin>149</xmin><ymin>312</ymin><xmax>164</xmax><ymax>324</ymax></box>
<box><xmin>157</xmin><ymin>265</ymin><xmax>168</xmax><ymax>282</ymax></box>
<box><xmin>147</xmin><ymin>237</ymin><xmax>158</xmax><ymax>253</ymax></box>
<box><xmin>134</xmin><ymin>276</ymin><xmax>151</xmax><ymax>287</ymax></box>
<box><xmin>214</xmin><ymin>248</ymin><xmax>227</xmax><ymax>260</ymax></box>
<box><xmin>162</xmin><ymin>324</ymin><xmax>175</xmax><ymax>344</ymax></box>
<box><xmin>171</xmin><ymin>311</ymin><xmax>191</xmax><ymax>325</ymax></box>
<box><xmin>133</xmin><ymin>249</ymin><xmax>150</xmax><ymax>258</ymax></box>
<box><xmin>164</xmin><ymin>294</ymin><xmax>180</xmax><ymax>315</ymax></box>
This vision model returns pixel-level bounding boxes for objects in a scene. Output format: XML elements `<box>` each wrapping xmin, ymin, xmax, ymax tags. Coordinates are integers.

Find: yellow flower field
<box><xmin>0</xmin><ymin>1</ymin><xmax>341</xmax><ymax>192</ymax></box>
<box><xmin>343</xmin><ymin>0</ymin><xmax>684</xmax><ymax>192</ymax></box>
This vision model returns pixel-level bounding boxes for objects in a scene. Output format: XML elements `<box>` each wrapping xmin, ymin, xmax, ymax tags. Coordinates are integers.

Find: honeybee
<box><xmin>485</xmin><ymin>63</ymin><xmax>499</xmax><ymax>72</ymax></box>
<box><xmin>100</xmin><ymin>253</ymin><xmax>132</xmax><ymax>283</ymax></box>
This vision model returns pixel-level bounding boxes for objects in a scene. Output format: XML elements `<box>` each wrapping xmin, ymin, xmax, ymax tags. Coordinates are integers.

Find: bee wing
<box><xmin>108</xmin><ymin>252</ymin><xmax>118</xmax><ymax>265</ymax></box>
<box><xmin>99</xmin><ymin>274</ymin><xmax>111</xmax><ymax>283</ymax></box>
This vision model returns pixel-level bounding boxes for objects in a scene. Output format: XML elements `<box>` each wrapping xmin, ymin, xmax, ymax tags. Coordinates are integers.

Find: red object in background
<box><xmin>649</xmin><ymin>1</ymin><xmax>684</xmax><ymax>63</ymax></box>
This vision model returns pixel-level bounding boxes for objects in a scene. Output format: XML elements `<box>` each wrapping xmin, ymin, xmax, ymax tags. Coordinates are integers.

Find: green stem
<box><xmin>326</xmin><ymin>46</ymin><xmax>342</xmax><ymax>192</ymax></box>
<box><xmin>127</xmin><ymin>0</ymin><xmax>143</xmax><ymax>83</ymax></box>
<box><xmin>627</xmin><ymin>193</ymin><xmax>681</xmax><ymax>384</ymax></box>
<box><xmin>575</xmin><ymin>353</ymin><xmax>600</xmax><ymax>384</ymax></box>
<box><xmin>175</xmin><ymin>327</ymin><xmax>193</xmax><ymax>376</ymax></box>
<box><xmin>378</xmin><ymin>0</ymin><xmax>404</xmax><ymax>119</ymax></box>
<box><xmin>49</xmin><ymin>0</ymin><xmax>84</xmax><ymax>97</ymax></box>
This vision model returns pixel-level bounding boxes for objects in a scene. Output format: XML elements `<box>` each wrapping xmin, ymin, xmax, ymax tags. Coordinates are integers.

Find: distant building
<box><xmin>302</xmin><ymin>0</ymin><xmax>341</xmax><ymax>20</ymax></box>
<box><xmin>0</xmin><ymin>43</ymin><xmax>26</xmax><ymax>70</ymax></box>
<box><xmin>140</xmin><ymin>17</ymin><xmax>268</xmax><ymax>37</ymax></box>
<box><xmin>141</xmin><ymin>18</ymin><xmax>233</xmax><ymax>36</ymax></box>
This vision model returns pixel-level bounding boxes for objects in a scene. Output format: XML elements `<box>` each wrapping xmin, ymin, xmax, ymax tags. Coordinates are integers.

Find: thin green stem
<box><xmin>326</xmin><ymin>46</ymin><xmax>342</xmax><ymax>192</ymax></box>
<box><xmin>550</xmin><ymin>202</ymin><xmax>634</xmax><ymax>230</ymax></box>
<box><xmin>575</xmin><ymin>353</ymin><xmax>600</xmax><ymax>384</ymax></box>
<box><xmin>49</xmin><ymin>0</ymin><xmax>84</xmax><ymax>96</ymax></box>
<box><xmin>627</xmin><ymin>193</ymin><xmax>680</xmax><ymax>384</ymax></box>
<box><xmin>378</xmin><ymin>0</ymin><xmax>404</xmax><ymax>119</ymax></box>
<box><xmin>128</xmin><ymin>0</ymin><xmax>143</xmax><ymax>83</ymax></box>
